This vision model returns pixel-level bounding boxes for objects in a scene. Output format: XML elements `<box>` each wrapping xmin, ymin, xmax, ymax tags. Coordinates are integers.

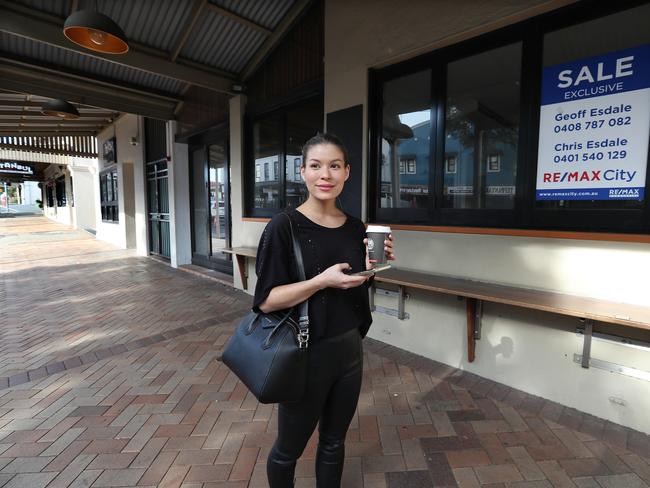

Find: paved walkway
<box><xmin>0</xmin><ymin>216</ymin><xmax>647</xmax><ymax>488</ymax></box>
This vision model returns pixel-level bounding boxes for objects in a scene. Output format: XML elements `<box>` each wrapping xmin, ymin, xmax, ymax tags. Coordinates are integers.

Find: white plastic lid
<box><xmin>366</xmin><ymin>225</ymin><xmax>391</xmax><ymax>233</ymax></box>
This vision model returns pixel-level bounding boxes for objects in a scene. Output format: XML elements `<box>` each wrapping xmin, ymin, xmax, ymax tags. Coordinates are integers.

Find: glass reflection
<box><xmin>209</xmin><ymin>144</ymin><xmax>227</xmax><ymax>253</ymax></box>
<box><xmin>253</xmin><ymin>116</ymin><xmax>282</xmax><ymax>209</ymax></box>
<box><xmin>443</xmin><ymin>42</ymin><xmax>521</xmax><ymax>209</ymax></box>
<box><xmin>381</xmin><ymin>70</ymin><xmax>431</xmax><ymax>208</ymax></box>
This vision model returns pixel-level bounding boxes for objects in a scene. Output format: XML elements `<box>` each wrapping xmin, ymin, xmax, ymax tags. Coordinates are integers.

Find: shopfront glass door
<box><xmin>190</xmin><ymin>140</ymin><xmax>231</xmax><ymax>274</ymax></box>
<box><xmin>209</xmin><ymin>144</ymin><xmax>228</xmax><ymax>255</ymax></box>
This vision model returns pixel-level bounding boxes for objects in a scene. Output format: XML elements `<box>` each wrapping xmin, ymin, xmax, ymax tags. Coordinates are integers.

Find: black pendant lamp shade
<box><xmin>41</xmin><ymin>99</ymin><xmax>81</xmax><ymax>120</ymax></box>
<box><xmin>63</xmin><ymin>9</ymin><xmax>129</xmax><ymax>54</ymax></box>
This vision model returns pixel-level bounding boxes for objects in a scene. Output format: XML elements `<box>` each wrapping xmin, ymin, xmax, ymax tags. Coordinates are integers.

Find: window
<box><xmin>379</xmin><ymin>70</ymin><xmax>431</xmax><ymax>212</ymax></box>
<box><xmin>400</xmin><ymin>157</ymin><xmax>417</xmax><ymax>174</ymax></box>
<box><xmin>100</xmin><ymin>169</ymin><xmax>118</xmax><ymax>222</ymax></box>
<box><xmin>445</xmin><ymin>154</ymin><xmax>458</xmax><ymax>174</ymax></box>
<box><xmin>45</xmin><ymin>184</ymin><xmax>54</xmax><ymax>207</ymax></box>
<box><xmin>487</xmin><ymin>154</ymin><xmax>501</xmax><ymax>173</ymax></box>
<box><xmin>294</xmin><ymin>157</ymin><xmax>302</xmax><ymax>177</ymax></box>
<box><xmin>252</xmin><ymin>116</ymin><xmax>281</xmax><ymax>210</ymax></box>
<box><xmin>369</xmin><ymin>3</ymin><xmax>650</xmax><ymax>232</ymax></box>
<box><xmin>55</xmin><ymin>175</ymin><xmax>66</xmax><ymax>207</ymax></box>
<box><xmin>535</xmin><ymin>4</ymin><xmax>649</xmax><ymax>217</ymax></box>
<box><xmin>443</xmin><ymin>43</ymin><xmax>521</xmax><ymax>210</ymax></box>
<box><xmin>246</xmin><ymin>96</ymin><xmax>323</xmax><ymax>216</ymax></box>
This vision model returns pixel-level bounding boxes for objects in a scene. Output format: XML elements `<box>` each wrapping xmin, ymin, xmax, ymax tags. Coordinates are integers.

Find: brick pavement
<box><xmin>0</xmin><ymin>216</ymin><xmax>648</xmax><ymax>487</ymax></box>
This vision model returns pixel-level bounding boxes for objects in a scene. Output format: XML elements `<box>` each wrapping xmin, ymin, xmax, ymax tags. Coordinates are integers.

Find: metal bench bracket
<box><xmin>370</xmin><ymin>284</ymin><xmax>410</xmax><ymax>320</ymax></box>
<box><xmin>581</xmin><ymin>319</ymin><xmax>594</xmax><ymax>369</ymax></box>
<box><xmin>466</xmin><ymin>298</ymin><xmax>483</xmax><ymax>362</ymax></box>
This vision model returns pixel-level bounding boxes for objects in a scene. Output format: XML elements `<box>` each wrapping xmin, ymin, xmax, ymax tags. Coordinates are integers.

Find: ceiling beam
<box><xmin>0</xmin><ymin>131</ymin><xmax>97</xmax><ymax>136</ymax></box>
<box><xmin>204</xmin><ymin>3</ymin><xmax>273</xmax><ymax>36</ymax></box>
<box><xmin>0</xmin><ymin>145</ymin><xmax>95</xmax><ymax>158</ymax></box>
<box><xmin>0</xmin><ymin>1</ymin><xmax>237</xmax><ymax>94</ymax></box>
<box><xmin>0</xmin><ymin>60</ymin><xmax>178</xmax><ymax>120</ymax></box>
<box><xmin>170</xmin><ymin>0</ymin><xmax>206</xmax><ymax>63</ymax></box>
<box><xmin>0</xmin><ymin>121</ymin><xmax>105</xmax><ymax>128</ymax></box>
<box><xmin>242</xmin><ymin>0</ymin><xmax>314</xmax><ymax>80</ymax></box>
<box><xmin>0</xmin><ymin>111</ymin><xmax>114</xmax><ymax>120</ymax></box>
<box><xmin>0</xmin><ymin>100</ymin><xmax>118</xmax><ymax>113</ymax></box>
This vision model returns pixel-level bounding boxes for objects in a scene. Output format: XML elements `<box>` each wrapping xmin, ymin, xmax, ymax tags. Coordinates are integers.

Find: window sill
<box><xmin>243</xmin><ymin>218</ymin><xmax>648</xmax><ymax>243</ymax></box>
<box><xmin>242</xmin><ymin>217</ymin><xmax>272</xmax><ymax>222</ymax></box>
<box><xmin>374</xmin><ymin>224</ymin><xmax>650</xmax><ymax>244</ymax></box>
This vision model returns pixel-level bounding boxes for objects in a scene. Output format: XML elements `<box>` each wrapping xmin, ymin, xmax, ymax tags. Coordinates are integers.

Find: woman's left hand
<box><xmin>363</xmin><ymin>233</ymin><xmax>395</xmax><ymax>269</ymax></box>
<box><xmin>384</xmin><ymin>233</ymin><xmax>395</xmax><ymax>261</ymax></box>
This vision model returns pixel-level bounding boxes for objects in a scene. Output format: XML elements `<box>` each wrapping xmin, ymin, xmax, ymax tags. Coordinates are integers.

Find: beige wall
<box><xmin>96</xmin><ymin>114</ymin><xmax>147</xmax><ymax>251</ymax></box>
<box><xmin>43</xmin><ymin>164</ymin><xmax>72</xmax><ymax>226</ymax></box>
<box><xmin>69</xmin><ymin>162</ymin><xmax>97</xmax><ymax>232</ymax></box>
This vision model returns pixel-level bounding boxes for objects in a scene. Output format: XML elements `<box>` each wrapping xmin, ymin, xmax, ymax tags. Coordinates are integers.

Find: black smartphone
<box><xmin>349</xmin><ymin>264</ymin><xmax>391</xmax><ymax>276</ymax></box>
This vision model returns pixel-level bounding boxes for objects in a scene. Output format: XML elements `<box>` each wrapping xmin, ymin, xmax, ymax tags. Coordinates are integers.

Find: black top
<box><xmin>252</xmin><ymin>209</ymin><xmax>373</xmax><ymax>341</ymax></box>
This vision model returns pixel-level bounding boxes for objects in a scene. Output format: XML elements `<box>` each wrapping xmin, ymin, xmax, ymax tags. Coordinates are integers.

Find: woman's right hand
<box><xmin>315</xmin><ymin>263</ymin><xmax>369</xmax><ymax>290</ymax></box>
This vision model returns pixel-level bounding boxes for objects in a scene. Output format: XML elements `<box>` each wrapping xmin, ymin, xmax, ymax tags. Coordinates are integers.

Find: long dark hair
<box><xmin>301</xmin><ymin>133</ymin><xmax>349</xmax><ymax>167</ymax></box>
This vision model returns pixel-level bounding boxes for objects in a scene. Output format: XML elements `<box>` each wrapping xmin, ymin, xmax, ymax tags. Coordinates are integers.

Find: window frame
<box><xmin>368</xmin><ymin>0</ymin><xmax>650</xmax><ymax>233</ymax></box>
<box><xmin>244</xmin><ymin>91</ymin><xmax>324</xmax><ymax>217</ymax></box>
<box><xmin>55</xmin><ymin>175</ymin><xmax>66</xmax><ymax>207</ymax></box>
<box><xmin>99</xmin><ymin>167</ymin><xmax>119</xmax><ymax>223</ymax></box>
<box><xmin>45</xmin><ymin>184</ymin><xmax>54</xmax><ymax>207</ymax></box>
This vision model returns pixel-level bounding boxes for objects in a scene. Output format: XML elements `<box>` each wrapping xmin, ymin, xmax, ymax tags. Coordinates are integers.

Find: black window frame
<box><xmin>244</xmin><ymin>90</ymin><xmax>324</xmax><ymax>218</ymax></box>
<box><xmin>45</xmin><ymin>184</ymin><xmax>55</xmax><ymax>208</ymax></box>
<box><xmin>99</xmin><ymin>167</ymin><xmax>119</xmax><ymax>223</ymax></box>
<box><xmin>55</xmin><ymin>175</ymin><xmax>66</xmax><ymax>207</ymax></box>
<box><xmin>368</xmin><ymin>0</ymin><xmax>650</xmax><ymax>233</ymax></box>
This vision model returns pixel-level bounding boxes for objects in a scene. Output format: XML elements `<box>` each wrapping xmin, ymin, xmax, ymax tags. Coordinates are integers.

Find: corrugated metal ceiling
<box><xmin>1</xmin><ymin>33</ymin><xmax>185</xmax><ymax>96</ymax></box>
<box><xmin>180</xmin><ymin>10</ymin><xmax>267</xmax><ymax>73</ymax></box>
<box><xmin>1</xmin><ymin>0</ymin><xmax>306</xmax><ymax>120</ymax></box>
<box><xmin>213</xmin><ymin>0</ymin><xmax>295</xmax><ymax>29</ymax></box>
<box><xmin>7</xmin><ymin>0</ymin><xmax>297</xmax><ymax>71</ymax></box>
<box><xmin>99</xmin><ymin>0</ymin><xmax>193</xmax><ymax>54</ymax></box>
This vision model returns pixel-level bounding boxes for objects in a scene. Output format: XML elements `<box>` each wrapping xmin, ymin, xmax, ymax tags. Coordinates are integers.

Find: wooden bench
<box><xmin>223</xmin><ymin>246</ymin><xmax>650</xmax><ymax>372</ymax></box>
<box><xmin>222</xmin><ymin>247</ymin><xmax>258</xmax><ymax>291</ymax></box>
<box><xmin>373</xmin><ymin>268</ymin><xmax>650</xmax><ymax>370</ymax></box>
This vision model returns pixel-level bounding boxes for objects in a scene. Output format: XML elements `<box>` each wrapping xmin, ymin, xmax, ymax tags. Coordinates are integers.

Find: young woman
<box><xmin>253</xmin><ymin>133</ymin><xmax>395</xmax><ymax>487</ymax></box>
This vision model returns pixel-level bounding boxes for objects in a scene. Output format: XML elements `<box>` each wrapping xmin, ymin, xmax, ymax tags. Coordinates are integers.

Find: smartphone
<box><xmin>349</xmin><ymin>264</ymin><xmax>391</xmax><ymax>276</ymax></box>
<box><xmin>349</xmin><ymin>269</ymin><xmax>375</xmax><ymax>277</ymax></box>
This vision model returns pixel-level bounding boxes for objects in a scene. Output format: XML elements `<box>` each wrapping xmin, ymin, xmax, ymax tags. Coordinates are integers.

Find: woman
<box><xmin>253</xmin><ymin>133</ymin><xmax>395</xmax><ymax>487</ymax></box>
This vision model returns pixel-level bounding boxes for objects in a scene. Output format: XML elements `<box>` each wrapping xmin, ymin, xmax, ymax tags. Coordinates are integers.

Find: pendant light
<box><xmin>63</xmin><ymin>9</ymin><xmax>129</xmax><ymax>54</ymax></box>
<box><xmin>41</xmin><ymin>99</ymin><xmax>81</xmax><ymax>120</ymax></box>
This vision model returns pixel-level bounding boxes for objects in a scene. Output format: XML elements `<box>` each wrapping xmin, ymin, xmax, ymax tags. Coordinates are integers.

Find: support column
<box><xmin>229</xmin><ymin>94</ymin><xmax>247</xmax><ymax>288</ymax></box>
<box><xmin>166</xmin><ymin>120</ymin><xmax>192</xmax><ymax>268</ymax></box>
<box><xmin>133</xmin><ymin>116</ymin><xmax>148</xmax><ymax>256</ymax></box>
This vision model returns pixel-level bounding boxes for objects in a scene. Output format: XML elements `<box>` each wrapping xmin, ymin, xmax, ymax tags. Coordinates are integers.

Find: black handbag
<box><xmin>221</xmin><ymin>214</ymin><xmax>309</xmax><ymax>404</ymax></box>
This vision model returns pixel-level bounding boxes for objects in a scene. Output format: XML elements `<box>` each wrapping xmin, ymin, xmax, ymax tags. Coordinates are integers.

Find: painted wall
<box><xmin>22</xmin><ymin>181</ymin><xmax>41</xmax><ymax>205</ymax></box>
<box><xmin>227</xmin><ymin>0</ymin><xmax>650</xmax><ymax>433</ymax></box>
<box><xmin>168</xmin><ymin>121</ymin><xmax>192</xmax><ymax>268</ymax></box>
<box><xmin>96</xmin><ymin>114</ymin><xmax>147</xmax><ymax>251</ymax></box>
<box><xmin>69</xmin><ymin>158</ymin><xmax>97</xmax><ymax>232</ymax></box>
<box><xmin>43</xmin><ymin>164</ymin><xmax>72</xmax><ymax>226</ymax></box>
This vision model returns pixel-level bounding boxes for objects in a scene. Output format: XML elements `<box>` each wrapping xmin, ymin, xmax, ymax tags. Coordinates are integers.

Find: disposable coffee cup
<box><xmin>366</xmin><ymin>225</ymin><xmax>391</xmax><ymax>265</ymax></box>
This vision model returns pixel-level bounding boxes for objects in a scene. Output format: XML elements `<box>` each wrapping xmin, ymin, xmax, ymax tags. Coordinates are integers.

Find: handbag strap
<box><xmin>285</xmin><ymin>212</ymin><xmax>309</xmax><ymax>349</ymax></box>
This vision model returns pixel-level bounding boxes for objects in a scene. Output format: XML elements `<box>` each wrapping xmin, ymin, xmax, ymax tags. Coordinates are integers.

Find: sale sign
<box><xmin>536</xmin><ymin>44</ymin><xmax>650</xmax><ymax>200</ymax></box>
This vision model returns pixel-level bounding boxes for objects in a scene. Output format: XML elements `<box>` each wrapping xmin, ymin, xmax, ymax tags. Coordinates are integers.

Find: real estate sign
<box><xmin>536</xmin><ymin>44</ymin><xmax>650</xmax><ymax>200</ymax></box>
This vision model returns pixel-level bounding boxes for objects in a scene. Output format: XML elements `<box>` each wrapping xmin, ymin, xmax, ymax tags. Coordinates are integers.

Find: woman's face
<box><xmin>301</xmin><ymin>143</ymin><xmax>350</xmax><ymax>202</ymax></box>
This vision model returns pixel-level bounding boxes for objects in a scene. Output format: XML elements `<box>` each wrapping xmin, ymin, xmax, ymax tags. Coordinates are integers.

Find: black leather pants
<box><xmin>267</xmin><ymin>328</ymin><xmax>363</xmax><ymax>488</ymax></box>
